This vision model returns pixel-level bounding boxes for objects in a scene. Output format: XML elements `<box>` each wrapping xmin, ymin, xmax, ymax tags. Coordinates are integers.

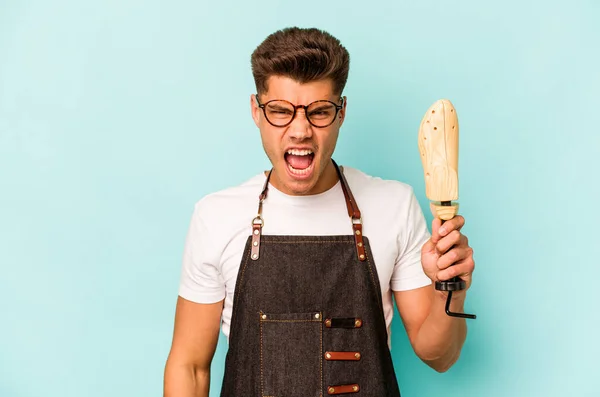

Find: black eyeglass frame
<box><xmin>255</xmin><ymin>95</ymin><xmax>345</xmax><ymax>128</ymax></box>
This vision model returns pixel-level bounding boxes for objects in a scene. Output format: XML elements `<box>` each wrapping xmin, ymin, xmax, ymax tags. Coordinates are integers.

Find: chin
<box><xmin>278</xmin><ymin>174</ymin><xmax>318</xmax><ymax>196</ymax></box>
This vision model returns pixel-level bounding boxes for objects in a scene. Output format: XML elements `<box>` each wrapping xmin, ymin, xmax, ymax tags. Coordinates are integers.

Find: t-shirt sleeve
<box><xmin>391</xmin><ymin>188</ymin><xmax>432</xmax><ymax>291</ymax></box>
<box><xmin>178</xmin><ymin>201</ymin><xmax>226</xmax><ymax>303</ymax></box>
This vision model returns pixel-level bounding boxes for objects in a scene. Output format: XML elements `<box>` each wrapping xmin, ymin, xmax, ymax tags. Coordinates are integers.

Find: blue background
<box><xmin>1</xmin><ymin>1</ymin><xmax>598</xmax><ymax>396</ymax></box>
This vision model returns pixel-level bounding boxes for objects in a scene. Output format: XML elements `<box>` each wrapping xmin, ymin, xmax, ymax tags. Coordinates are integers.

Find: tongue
<box><xmin>287</xmin><ymin>154</ymin><xmax>312</xmax><ymax>170</ymax></box>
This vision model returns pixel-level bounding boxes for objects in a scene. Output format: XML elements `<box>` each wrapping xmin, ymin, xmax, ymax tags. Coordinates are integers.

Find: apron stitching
<box><xmin>320</xmin><ymin>315</ymin><xmax>323</xmax><ymax>397</ymax></box>
<box><xmin>260</xmin><ymin>318</ymin><xmax>264</xmax><ymax>397</ymax></box>
<box><xmin>259</xmin><ymin>315</ymin><xmax>322</xmax><ymax>397</ymax></box>
<box><xmin>261</xmin><ymin>319</ymin><xmax>321</xmax><ymax>323</ymax></box>
<box><xmin>231</xmin><ymin>244</ymin><xmax>252</xmax><ymax>323</ymax></box>
<box><xmin>262</xmin><ymin>241</ymin><xmax>354</xmax><ymax>244</ymax></box>
<box><xmin>365</xmin><ymin>252</ymin><xmax>384</xmax><ymax>312</ymax></box>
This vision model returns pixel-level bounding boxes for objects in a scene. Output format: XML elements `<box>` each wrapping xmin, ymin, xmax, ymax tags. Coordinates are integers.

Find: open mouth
<box><xmin>284</xmin><ymin>149</ymin><xmax>315</xmax><ymax>176</ymax></box>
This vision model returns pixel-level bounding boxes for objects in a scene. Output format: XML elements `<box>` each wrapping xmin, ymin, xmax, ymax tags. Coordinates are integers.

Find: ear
<box><xmin>338</xmin><ymin>96</ymin><xmax>347</xmax><ymax>127</ymax></box>
<box><xmin>250</xmin><ymin>94</ymin><xmax>261</xmax><ymax>128</ymax></box>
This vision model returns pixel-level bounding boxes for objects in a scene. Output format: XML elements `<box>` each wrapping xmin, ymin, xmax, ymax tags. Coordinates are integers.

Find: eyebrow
<box><xmin>267</xmin><ymin>103</ymin><xmax>293</xmax><ymax>110</ymax></box>
<box><xmin>309</xmin><ymin>103</ymin><xmax>335</xmax><ymax>111</ymax></box>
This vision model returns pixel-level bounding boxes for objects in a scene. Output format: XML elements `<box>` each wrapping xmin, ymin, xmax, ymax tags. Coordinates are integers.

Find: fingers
<box><xmin>436</xmin><ymin>246</ymin><xmax>473</xmax><ymax>270</ymax></box>
<box><xmin>431</xmin><ymin>215</ymin><xmax>473</xmax><ymax>284</ymax></box>
<box><xmin>430</xmin><ymin>217</ymin><xmax>443</xmax><ymax>244</ymax></box>
<box><xmin>437</xmin><ymin>215</ymin><xmax>465</xmax><ymax>237</ymax></box>
<box><xmin>436</xmin><ymin>231</ymin><xmax>468</xmax><ymax>255</ymax></box>
<box><xmin>421</xmin><ymin>238</ymin><xmax>436</xmax><ymax>256</ymax></box>
<box><xmin>436</xmin><ymin>255</ymin><xmax>475</xmax><ymax>282</ymax></box>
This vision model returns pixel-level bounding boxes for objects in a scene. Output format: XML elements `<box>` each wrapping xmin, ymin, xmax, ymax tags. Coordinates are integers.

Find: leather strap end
<box><xmin>327</xmin><ymin>384</ymin><xmax>360</xmax><ymax>394</ymax></box>
<box><xmin>324</xmin><ymin>317</ymin><xmax>362</xmax><ymax>328</ymax></box>
<box><xmin>324</xmin><ymin>351</ymin><xmax>361</xmax><ymax>361</ymax></box>
<box><xmin>251</xmin><ymin>223</ymin><xmax>262</xmax><ymax>261</ymax></box>
<box><xmin>353</xmin><ymin>223</ymin><xmax>366</xmax><ymax>261</ymax></box>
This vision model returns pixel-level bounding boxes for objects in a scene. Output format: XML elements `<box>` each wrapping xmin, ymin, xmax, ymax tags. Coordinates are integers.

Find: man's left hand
<box><xmin>421</xmin><ymin>213</ymin><xmax>475</xmax><ymax>296</ymax></box>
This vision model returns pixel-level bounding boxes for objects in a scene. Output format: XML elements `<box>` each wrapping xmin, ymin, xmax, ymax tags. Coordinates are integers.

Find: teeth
<box><xmin>286</xmin><ymin>149</ymin><xmax>313</xmax><ymax>156</ymax></box>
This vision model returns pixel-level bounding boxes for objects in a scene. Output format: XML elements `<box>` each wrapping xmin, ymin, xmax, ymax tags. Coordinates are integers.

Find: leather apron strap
<box><xmin>250</xmin><ymin>159</ymin><xmax>366</xmax><ymax>262</ymax></box>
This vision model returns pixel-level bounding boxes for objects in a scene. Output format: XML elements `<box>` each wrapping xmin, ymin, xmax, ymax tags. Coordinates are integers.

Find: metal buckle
<box><xmin>252</xmin><ymin>216</ymin><xmax>264</xmax><ymax>226</ymax></box>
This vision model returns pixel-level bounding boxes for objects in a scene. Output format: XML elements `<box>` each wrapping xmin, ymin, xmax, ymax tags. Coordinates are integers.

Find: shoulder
<box><xmin>341</xmin><ymin>165</ymin><xmax>424</xmax><ymax>233</ymax></box>
<box><xmin>342</xmin><ymin>166</ymin><xmax>417</xmax><ymax>206</ymax></box>
<box><xmin>192</xmin><ymin>172</ymin><xmax>266</xmax><ymax>225</ymax></box>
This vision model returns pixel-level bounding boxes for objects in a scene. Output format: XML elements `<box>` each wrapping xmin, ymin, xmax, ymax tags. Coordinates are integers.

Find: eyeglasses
<box><xmin>256</xmin><ymin>95</ymin><xmax>344</xmax><ymax>128</ymax></box>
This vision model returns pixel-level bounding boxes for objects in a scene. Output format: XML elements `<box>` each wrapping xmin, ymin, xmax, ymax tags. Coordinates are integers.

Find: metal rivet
<box><xmin>314</xmin><ymin>313</ymin><xmax>320</xmax><ymax>319</ymax></box>
<box><xmin>261</xmin><ymin>314</ymin><xmax>267</xmax><ymax>320</ymax></box>
<box><xmin>355</xmin><ymin>230</ymin><xmax>361</xmax><ymax>235</ymax></box>
<box><xmin>252</xmin><ymin>254</ymin><xmax>258</xmax><ymax>259</ymax></box>
<box><xmin>353</xmin><ymin>386</ymin><xmax>358</xmax><ymax>391</ymax></box>
<box><xmin>253</xmin><ymin>229</ymin><xmax>259</xmax><ymax>235</ymax></box>
<box><xmin>359</xmin><ymin>254</ymin><xmax>365</xmax><ymax>260</ymax></box>
<box><xmin>253</xmin><ymin>241</ymin><xmax>258</xmax><ymax>246</ymax></box>
<box><xmin>325</xmin><ymin>353</ymin><xmax>331</xmax><ymax>359</ymax></box>
<box><xmin>355</xmin><ymin>319</ymin><xmax>362</xmax><ymax>327</ymax></box>
<box><xmin>358</xmin><ymin>242</ymin><xmax>363</xmax><ymax>247</ymax></box>
<box><xmin>355</xmin><ymin>353</ymin><xmax>361</xmax><ymax>359</ymax></box>
<box><xmin>325</xmin><ymin>319</ymin><xmax>331</xmax><ymax>327</ymax></box>
<box><xmin>328</xmin><ymin>387</ymin><xmax>335</xmax><ymax>393</ymax></box>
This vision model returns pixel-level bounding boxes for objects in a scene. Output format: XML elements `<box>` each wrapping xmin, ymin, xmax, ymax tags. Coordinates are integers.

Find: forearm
<box><xmin>164</xmin><ymin>360</ymin><xmax>210</xmax><ymax>397</ymax></box>
<box><xmin>413</xmin><ymin>290</ymin><xmax>467</xmax><ymax>372</ymax></box>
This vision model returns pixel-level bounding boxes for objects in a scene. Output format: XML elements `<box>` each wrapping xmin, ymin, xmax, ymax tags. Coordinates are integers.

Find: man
<box><xmin>164</xmin><ymin>27</ymin><xmax>475</xmax><ymax>397</ymax></box>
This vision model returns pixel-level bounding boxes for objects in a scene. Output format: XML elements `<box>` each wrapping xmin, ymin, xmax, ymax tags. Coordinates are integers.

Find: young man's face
<box><xmin>251</xmin><ymin>76</ymin><xmax>346</xmax><ymax>196</ymax></box>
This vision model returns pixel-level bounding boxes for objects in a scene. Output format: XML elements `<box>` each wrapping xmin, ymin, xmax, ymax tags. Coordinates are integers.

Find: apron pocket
<box><xmin>260</xmin><ymin>311</ymin><xmax>323</xmax><ymax>397</ymax></box>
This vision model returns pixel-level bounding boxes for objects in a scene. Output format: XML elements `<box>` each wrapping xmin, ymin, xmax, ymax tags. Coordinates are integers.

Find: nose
<box><xmin>287</xmin><ymin>108</ymin><xmax>312</xmax><ymax>140</ymax></box>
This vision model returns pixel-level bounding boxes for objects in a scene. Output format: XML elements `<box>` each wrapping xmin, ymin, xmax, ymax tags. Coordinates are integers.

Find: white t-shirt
<box><xmin>178</xmin><ymin>166</ymin><xmax>432</xmax><ymax>344</ymax></box>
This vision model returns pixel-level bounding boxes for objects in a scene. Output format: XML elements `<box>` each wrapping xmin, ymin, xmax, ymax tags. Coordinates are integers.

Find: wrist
<box><xmin>435</xmin><ymin>288</ymin><xmax>467</xmax><ymax>303</ymax></box>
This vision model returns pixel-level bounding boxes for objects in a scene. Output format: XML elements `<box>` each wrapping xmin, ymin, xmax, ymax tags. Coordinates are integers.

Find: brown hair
<box><xmin>251</xmin><ymin>27</ymin><xmax>350</xmax><ymax>96</ymax></box>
